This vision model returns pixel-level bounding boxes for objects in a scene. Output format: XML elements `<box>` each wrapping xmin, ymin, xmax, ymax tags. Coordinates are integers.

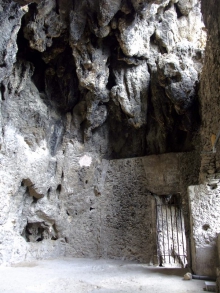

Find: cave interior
<box><xmin>0</xmin><ymin>0</ymin><xmax>220</xmax><ymax>288</ymax></box>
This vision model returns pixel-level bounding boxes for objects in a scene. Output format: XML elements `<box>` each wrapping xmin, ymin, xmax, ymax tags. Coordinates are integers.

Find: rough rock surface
<box><xmin>0</xmin><ymin>0</ymin><xmax>207</xmax><ymax>265</ymax></box>
<box><xmin>187</xmin><ymin>0</ymin><xmax>220</xmax><ymax>278</ymax></box>
<box><xmin>189</xmin><ymin>181</ymin><xmax>220</xmax><ymax>276</ymax></box>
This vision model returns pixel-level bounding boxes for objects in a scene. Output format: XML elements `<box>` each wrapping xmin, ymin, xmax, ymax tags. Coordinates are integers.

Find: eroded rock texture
<box><xmin>188</xmin><ymin>0</ymin><xmax>220</xmax><ymax>279</ymax></box>
<box><xmin>14</xmin><ymin>0</ymin><xmax>206</xmax><ymax>156</ymax></box>
<box><xmin>0</xmin><ymin>0</ymin><xmax>206</xmax><ymax>265</ymax></box>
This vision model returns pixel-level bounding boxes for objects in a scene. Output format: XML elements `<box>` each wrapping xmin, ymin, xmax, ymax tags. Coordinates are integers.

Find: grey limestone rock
<box><xmin>23</xmin><ymin>0</ymin><xmax>66</xmax><ymax>52</ymax></box>
<box><xmin>111</xmin><ymin>61</ymin><xmax>150</xmax><ymax>128</ymax></box>
<box><xmin>0</xmin><ymin>0</ymin><xmax>210</xmax><ymax>266</ymax></box>
<box><xmin>0</xmin><ymin>1</ymin><xmax>24</xmax><ymax>82</ymax></box>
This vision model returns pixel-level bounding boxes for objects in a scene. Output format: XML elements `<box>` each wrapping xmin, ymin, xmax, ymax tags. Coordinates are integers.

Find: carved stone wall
<box><xmin>0</xmin><ymin>139</ymin><xmax>198</xmax><ymax>264</ymax></box>
<box><xmin>63</xmin><ymin>153</ymin><xmax>198</xmax><ymax>263</ymax></box>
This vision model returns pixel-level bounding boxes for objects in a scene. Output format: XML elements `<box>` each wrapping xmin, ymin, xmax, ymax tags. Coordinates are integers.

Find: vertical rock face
<box><xmin>199</xmin><ymin>0</ymin><xmax>220</xmax><ymax>178</ymax></box>
<box><xmin>0</xmin><ymin>0</ymin><xmax>206</xmax><ymax>265</ymax></box>
<box><xmin>188</xmin><ymin>0</ymin><xmax>220</xmax><ymax>277</ymax></box>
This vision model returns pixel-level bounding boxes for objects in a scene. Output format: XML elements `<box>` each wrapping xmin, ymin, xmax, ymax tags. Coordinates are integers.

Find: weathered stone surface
<box><xmin>189</xmin><ymin>184</ymin><xmax>220</xmax><ymax>276</ymax></box>
<box><xmin>111</xmin><ymin>61</ymin><xmax>149</xmax><ymax>128</ymax></box>
<box><xmin>13</xmin><ymin>0</ymin><xmax>205</xmax><ymax>156</ymax></box>
<box><xmin>23</xmin><ymin>0</ymin><xmax>66</xmax><ymax>52</ymax></box>
<box><xmin>0</xmin><ymin>1</ymin><xmax>24</xmax><ymax>82</ymax></box>
<box><xmin>0</xmin><ymin>0</ymin><xmax>210</xmax><ymax>267</ymax></box>
<box><xmin>186</xmin><ymin>0</ymin><xmax>220</xmax><ymax>279</ymax></box>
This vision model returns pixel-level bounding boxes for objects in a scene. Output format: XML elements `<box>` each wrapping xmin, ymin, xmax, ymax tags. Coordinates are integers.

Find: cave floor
<box><xmin>0</xmin><ymin>258</ymin><xmax>205</xmax><ymax>293</ymax></box>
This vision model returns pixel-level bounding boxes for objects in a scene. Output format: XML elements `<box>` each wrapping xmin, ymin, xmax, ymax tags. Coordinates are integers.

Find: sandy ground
<box><xmin>0</xmin><ymin>258</ymin><xmax>206</xmax><ymax>293</ymax></box>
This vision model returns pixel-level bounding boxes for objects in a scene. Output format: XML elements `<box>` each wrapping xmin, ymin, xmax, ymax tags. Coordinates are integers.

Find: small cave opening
<box><xmin>22</xmin><ymin>222</ymin><xmax>58</xmax><ymax>242</ymax></box>
<box><xmin>22</xmin><ymin>222</ymin><xmax>45</xmax><ymax>242</ymax></box>
<box><xmin>202</xmin><ymin>224</ymin><xmax>210</xmax><ymax>231</ymax></box>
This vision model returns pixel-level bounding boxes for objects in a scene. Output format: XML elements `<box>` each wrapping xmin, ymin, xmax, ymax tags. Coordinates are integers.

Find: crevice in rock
<box><xmin>55</xmin><ymin>0</ymin><xmax>59</xmax><ymax>15</ymax></box>
<box><xmin>44</xmin><ymin>43</ymin><xmax>80</xmax><ymax>113</ymax></box>
<box><xmin>16</xmin><ymin>11</ymin><xmax>46</xmax><ymax>94</ymax></box>
<box><xmin>174</xmin><ymin>3</ymin><xmax>184</xmax><ymax>19</ymax></box>
<box><xmin>27</xmin><ymin>3</ymin><xmax>38</xmax><ymax>21</ymax></box>
<box><xmin>150</xmin><ymin>32</ymin><xmax>157</xmax><ymax>46</ymax></box>
<box><xmin>47</xmin><ymin>188</ymin><xmax>51</xmax><ymax>199</ymax></box>
<box><xmin>0</xmin><ymin>83</ymin><xmax>5</xmax><ymax>100</ymax></box>
<box><xmin>56</xmin><ymin>184</ymin><xmax>62</xmax><ymax>194</ymax></box>
<box><xmin>164</xmin><ymin>1</ymin><xmax>173</xmax><ymax>12</ymax></box>
<box><xmin>48</xmin><ymin>119</ymin><xmax>64</xmax><ymax>156</ymax></box>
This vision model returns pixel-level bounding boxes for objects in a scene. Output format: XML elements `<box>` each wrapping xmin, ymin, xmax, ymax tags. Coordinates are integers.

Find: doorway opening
<box><xmin>155</xmin><ymin>194</ymin><xmax>187</xmax><ymax>267</ymax></box>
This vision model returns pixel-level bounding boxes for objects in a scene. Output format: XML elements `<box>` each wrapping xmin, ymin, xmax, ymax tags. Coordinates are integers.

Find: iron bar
<box><xmin>175</xmin><ymin>206</ymin><xmax>180</xmax><ymax>259</ymax></box>
<box><xmin>156</xmin><ymin>196</ymin><xmax>187</xmax><ymax>267</ymax></box>
<box><xmin>155</xmin><ymin>199</ymin><xmax>161</xmax><ymax>266</ymax></box>
<box><xmin>170</xmin><ymin>204</ymin><xmax>175</xmax><ymax>263</ymax></box>
<box><xmin>179</xmin><ymin>208</ymin><xmax>185</xmax><ymax>264</ymax></box>
<box><xmin>165</xmin><ymin>204</ymin><xmax>170</xmax><ymax>263</ymax></box>
<box><xmin>161</xmin><ymin>204</ymin><xmax>165</xmax><ymax>263</ymax></box>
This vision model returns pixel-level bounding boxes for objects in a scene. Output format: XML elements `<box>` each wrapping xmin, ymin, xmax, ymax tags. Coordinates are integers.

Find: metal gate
<box><xmin>155</xmin><ymin>194</ymin><xmax>187</xmax><ymax>267</ymax></box>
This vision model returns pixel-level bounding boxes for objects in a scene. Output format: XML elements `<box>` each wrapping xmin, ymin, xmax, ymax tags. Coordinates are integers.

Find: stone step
<box><xmin>205</xmin><ymin>281</ymin><xmax>216</xmax><ymax>292</ymax></box>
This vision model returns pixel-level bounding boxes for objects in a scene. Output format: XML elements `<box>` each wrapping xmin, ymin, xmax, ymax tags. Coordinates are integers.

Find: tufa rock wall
<box><xmin>11</xmin><ymin>0</ymin><xmax>206</xmax><ymax>157</ymax></box>
<box><xmin>188</xmin><ymin>0</ymin><xmax>220</xmax><ymax>277</ymax></box>
<box><xmin>0</xmin><ymin>0</ymin><xmax>205</xmax><ymax>265</ymax></box>
<box><xmin>0</xmin><ymin>140</ymin><xmax>198</xmax><ymax>264</ymax></box>
<box><xmin>199</xmin><ymin>0</ymin><xmax>220</xmax><ymax>180</ymax></box>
